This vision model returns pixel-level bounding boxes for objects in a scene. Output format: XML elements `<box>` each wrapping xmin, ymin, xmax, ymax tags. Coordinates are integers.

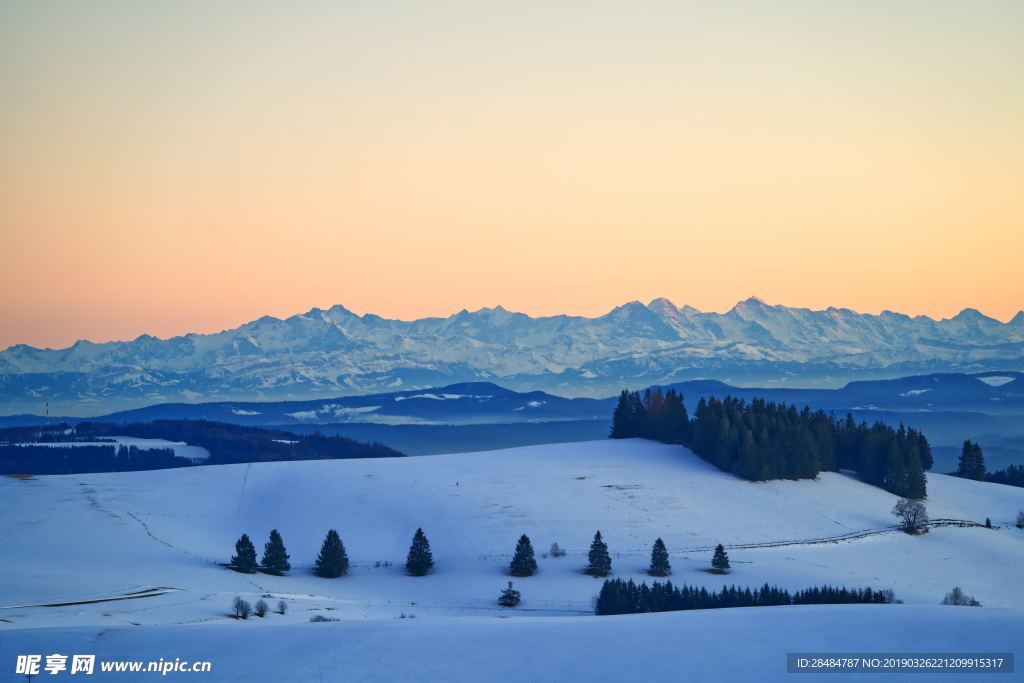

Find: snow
<box><xmin>286</xmin><ymin>405</ymin><xmax>380</xmax><ymax>421</ymax></box>
<box><xmin>977</xmin><ymin>376</ymin><xmax>1016</xmax><ymax>387</ymax></box>
<box><xmin>394</xmin><ymin>393</ymin><xmax>490</xmax><ymax>402</ymax></box>
<box><xmin>899</xmin><ymin>389</ymin><xmax>932</xmax><ymax>397</ymax></box>
<box><xmin>2</xmin><ymin>439</ymin><xmax>1022</xmax><ymax>681</ymax></box>
<box><xmin>1</xmin><ymin>607</ymin><xmax>1018</xmax><ymax>682</ymax></box>
<box><xmin>230</xmin><ymin>408</ymin><xmax>261</xmax><ymax>416</ymax></box>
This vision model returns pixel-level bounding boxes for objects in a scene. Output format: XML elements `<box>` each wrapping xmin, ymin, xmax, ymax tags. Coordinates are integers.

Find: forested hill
<box><xmin>0</xmin><ymin>420</ymin><xmax>403</xmax><ymax>475</ymax></box>
<box><xmin>76</xmin><ymin>421</ymin><xmax>404</xmax><ymax>464</ymax></box>
<box><xmin>610</xmin><ymin>388</ymin><xmax>931</xmax><ymax>499</ymax></box>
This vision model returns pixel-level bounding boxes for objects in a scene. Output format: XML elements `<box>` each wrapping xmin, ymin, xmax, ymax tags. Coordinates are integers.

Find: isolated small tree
<box><xmin>232</xmin><ymin>596</ymin><xmax>251</xmax><ymax>619</ymax></box>
<box><xmin>985</xmin><ymin>517</ymin><xmax>992</xmax><ymax>529</ymax></box>
<box><xmin>549</xmin><ymin>542</ymin><xmax>566</xmax><ymax>558</ymax></box>
<box><xmin>585</xmin><ymin>531</ymin><xmax>612</xmax><ymax>577</ymax></box>
<box><xmin>941</xmin><ymin>586</ymin><xmax>980</xmax><ymax>606</ymax></box>
<box><xmin>510</xmin><ymin>534</ymin><xmax>538</xmax><ymax>576</ymax></box>
<box><xmin>231</xmin><ymin>534</ymin><xmax>258</xmax><ymax>573</ymax></box>
<box><xmin>277</xmin><ymin>599</ymin><xmax>288</xmax><ymax>615</ymax></box>
<box><xmin>261</xmin><ymin>529</ymin><xmax>291</xmax><ymax>574</ymax></box>
<box><xmin>498</xmin><ymin>581</ymin><xmax>521</xmax><ymax>607</ymax></box>
<box><xmin>315</xmin><ymin>529</ymin><xmax>350</xmax><ymax>578</ymax></box>
<box><xmin>648</xmin><ymin>538</ymin><xmax>671</xmax><ymax>577</ymax></box>
<box><xmin>893</xmin><ymin>497</ymin><xmax>929</xmax><ymax>535</ymax></box>
<box><xmin>711</xmin><ymin>544</ymin><xmax>730</xmax><ymax>573</ymax></box>
<box><xmin>405</xmin><ymin>528</ymin><xmax>434</xmax><ymax>576</ymax></box>
<box><xmin>1017</xmin><ymin>511</ymin><xmax>1024</xmax><ymax>529</ymax></box>
<box><xmin>254</xmin><ymin>599</ymin><xmax>268</xmax><ymax>617</ymax></box>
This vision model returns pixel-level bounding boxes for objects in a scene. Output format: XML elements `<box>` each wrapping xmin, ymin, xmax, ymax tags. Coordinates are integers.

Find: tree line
<box><xmin>595</xmin><ymin>578</ymin><xmax>894</xmax><ymax>615</ymax></box>
<box><xmin>611</xmin><ymin>388</ymin><xmax>932</xmax><ymax>498</ymax></box>
<box><xmin>0</xmin><ymin>444</ymin><xmax>191</xmax><ymax>475</ymax></box>
<box><xmin>228</xmin><ymin>529</ymin><xmax>733</xmax><ymax>580</ymax></box>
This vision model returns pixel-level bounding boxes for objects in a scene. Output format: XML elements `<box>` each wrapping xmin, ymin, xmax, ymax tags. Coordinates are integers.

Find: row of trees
<box><xmin>989</xmin><ymin>465</ymin><xmax>1024</xmax><ymax>488</ymax></box>
<box><xmin>231</xmin><ymin>528</ymin><xmax>432</xmax><ymax>576</ymax></box>
<box><xmin>229</xmin><ymin>530</ymin><xmax>732</xmax><ymax>579</ymax></box>
<box><xmin>610</xmin><ymin>388</ymin><xmax>932</xmax><ymax>498</ymax></box>
<box><xmin>595</xmin><ymin>579</ymin><xmax>893</xmax><ymax>615</ymax></box>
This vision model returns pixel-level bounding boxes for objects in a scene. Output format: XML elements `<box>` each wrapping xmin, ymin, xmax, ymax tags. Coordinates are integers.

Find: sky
<box><xmin>1</xmin><ymin>1</ymin><xmax>1022</xmax><ymax>350</ymax></box>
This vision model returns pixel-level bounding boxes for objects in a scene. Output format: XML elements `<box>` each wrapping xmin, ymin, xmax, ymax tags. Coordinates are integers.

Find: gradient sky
<box><xmin>2</xmin><ymin>1</ymin><xmax>1022</xmax><ymax>350</ymax></box>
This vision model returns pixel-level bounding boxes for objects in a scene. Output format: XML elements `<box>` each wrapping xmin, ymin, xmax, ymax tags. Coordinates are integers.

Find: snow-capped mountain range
<box><xmin>1</xmin><ymin>297</ymin><xmax>1021</xmax><ymax>415</ymax></box>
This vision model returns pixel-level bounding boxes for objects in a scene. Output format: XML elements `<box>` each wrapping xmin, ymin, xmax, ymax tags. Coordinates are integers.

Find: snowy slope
<box><xmin>1</xmin><ymin>607</ymin><xmax>1020</xmax><ymax>682</ymax></box>
<box><xmin>2</xmin><ymin>440</ymin><xmax>1022</xmax><ymax>680</ymax></box>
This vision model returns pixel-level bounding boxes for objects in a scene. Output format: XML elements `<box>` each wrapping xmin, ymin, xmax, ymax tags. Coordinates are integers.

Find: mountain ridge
<box><xmin>1</xmin><ymin>298</ymin><xmax>1021</xmax><ymax>414</ymax></box>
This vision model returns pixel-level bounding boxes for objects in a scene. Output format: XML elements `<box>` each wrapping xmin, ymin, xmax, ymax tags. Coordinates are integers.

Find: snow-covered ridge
<box><xmin>1</xmin><ymin>298</ymin><xmax>1022</xmax><ymax>412</ymax></box>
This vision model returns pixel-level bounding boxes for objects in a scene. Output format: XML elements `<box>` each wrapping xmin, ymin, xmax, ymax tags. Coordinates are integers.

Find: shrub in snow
<box><xmin>710</xmin><ymin>544</ymin><xmax>730</xmax><ymax>573</ymax></box>
<box><xmin>405</xmin><ymin>528</ymin><xmax>434</xmax><ymax>576</ymax></box>
<box><xmin>648</xmin><ymin>538</ymin><xmax>671</xmax><ymax>577</ymax></box>
<box><xmin>231</xmin><ymin>534</ymin><xmax>258</xmax><ymax>573</ymax></box>
<box><xmin>892</xmin><ymin>498</ymin><xmax>929</xmax><ymax>535</ymax></box>
<box><xmin>232</xmin><ymin>597</ymin><xmax>252</xmax><ymax>619</ymax></box>
<box><xmin>498</xmin><ymin>581</ymin><xmax>521</xmax><ymax>607</ymax></box>
<box><xmin>254</xmin><ymin>599</ymin><xmax>268</xmax><ymax>617</ymax></box>
<box><xmin>277</xmin><ymin>600</ymin><xmax>288</xmax><ymax>615</ymax></box>
<box><xmin>509</xmin><ymin>534</ymin><xmax>538</xmax><ymax>577</ymax></box>
<box><xmin>310</xmin><ymin>614</ymin><xmax>338</xmax><ymax>622</ymax></box>
<box><xmin>1017</xmin><ymin>511</ymin><xmax>1024</xmax><ymax>529</ymax></box>
<box><xmin>941</xmin><ymin>586</ymin><xmax>980</xmax><ymax>606</ymax></box>
<box><xmin>315</xmin><ymin>529</ymin><xmax>350</xmax><ymax>578</ymax></box>
<box><xmin>549</xmin><ymin>542</ymin><xmax>566</xmax><ymax>558</ymax></box>
<box><xmin>584</xmin><ymin>531</ymin><xmax>612</xmax><ymax>577</ymax></box>
<box><xmin>985</xmin><ymin>517</ymin><xmax>992</xmax><ymax>529</ymax></box>
<box><xmin>261</xmin><ymin>529</ymin><xmax>291</xmax><ymax>574</ymax></box>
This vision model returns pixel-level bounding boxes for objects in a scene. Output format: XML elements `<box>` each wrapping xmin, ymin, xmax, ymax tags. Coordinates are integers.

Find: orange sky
<box><xmin>1</xmin><ymin>2</ymin><xmax>1022</xmax><ymax>349</ymax></box>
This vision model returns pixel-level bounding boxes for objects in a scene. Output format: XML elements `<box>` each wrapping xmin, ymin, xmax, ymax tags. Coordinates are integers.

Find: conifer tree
<box><xmin>711</xmin><ymin>544</ymin><xmax>730</xmax><ymax>573</ymax></box>
<box><xmin>957</xmin><ymin>440</ymin><xmax>986</xmax><ymax>481</ymax></box>
<box><xmin>498</xmin><ymin>581</ymin><xmax>521</xmax><ymax>607</ymax></box>
<box><xmin>314</xmin><ymin>529</ymin><xmax>350</xmax><ymax>578</ymax></box>
<box><xmin>405</xmin><ymin>528</ymin><xmax>434</xmax><ymax>576</ymax></box>
<box><xmin>648</xmin><ymin>538</ymin><xmax>671</xmax><ymax>576</ymax></box>
<box><xmin>509</xmin><ymin>534</ymin><xmax>538</xmax><ymax>577</ymax></box>
<box><xmin>231</xmin><ymin>533</ymin><xmax>258</xmax><ymax>573</ymax></box>
<box><xmin>585</xmin><ymin>530</ymin><xmax>612</xmax><ymax>577</ymax></box>
<box><xmin>261</xmin><ymin>529</ymin><xmax>291</xmax><ymax>574</ymax></box>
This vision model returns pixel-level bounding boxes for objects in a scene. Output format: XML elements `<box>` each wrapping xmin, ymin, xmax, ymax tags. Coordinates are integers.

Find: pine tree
<box><xmin>610</xmin><ymin>390</ymin><xmax>633</xmax><ymax>438</ymax></box>
<box><xmin>509</xmin><ymin>534</ymin><xmax>538</xmax><ymax>577</ymax></box>
<box><xmin>957</xmin><ymin>440</ymin><xmax>986</xmax><ymax>481</ymax></box>
<box><xmin>314</xmin><ymin>529</ymin><xmax>349</xmax><ymax>578</ymax></box>
<box><xmin>648</xmin><ymin>538</ymin><xmax>671</xmax><ymax>576</ymax></box>
<box><xmin>711</xmin><ymin>544</ymin><xmax>730</xmax><ymax>573</ymax></box>
<box><xmin>231</xmin><ymin>533</ymin><xmax>258</xmax><ymax>573</ymax></box>
<box><xmin>498</xmin><ymin>581</ymin><xmax>521</xmax><ymax>607</ymax></box>
<box><xmin>405</xmin><ymin>528</ymin><xmax>434</xmax><ymax>576</ymax></box>
<box><xmin>584</xmin><ymin>531</ymin><xmax>612</xmax><ymax>577</ymax></box>
<box><xmin>260</xmin><ymin>529</ymin><xmax>291</xmax><ymax>574</ymax></box>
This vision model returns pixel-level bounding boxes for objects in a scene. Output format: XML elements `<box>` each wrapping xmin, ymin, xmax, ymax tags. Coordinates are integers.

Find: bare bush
<box><xmin>232</xmin><ymin>596</ymin><xmax>252</xmax><ymax>619</ymax></box>
<box><xmin>549</xmin><ymin>542</ymin><xmax>566</xmax><ymax>558</ymax></box>
<box><xmin>277</xmin><ymin>600</ymin><xmax>288</xmax><ymax>615</ymax></box>
<box><xmin>254</xmin><ymin>599</ymin><xmax>268</xmax><ymax>617</ymax></box>
<box><xmin>892</xmin><ymin>498</ymin><xmax>928</xmax><ymax>534</ymax></box>
<box><xmin>941</xmin><ymin>586</ymin><xmax>980</xmax><ymax>606</ymax></box>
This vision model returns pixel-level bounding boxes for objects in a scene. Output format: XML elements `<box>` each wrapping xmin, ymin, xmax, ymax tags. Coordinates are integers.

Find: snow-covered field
<box><xmin>2</xmin><ymin>439</ymin><xmax>1022</xmax><ymax>681</ymax></box>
